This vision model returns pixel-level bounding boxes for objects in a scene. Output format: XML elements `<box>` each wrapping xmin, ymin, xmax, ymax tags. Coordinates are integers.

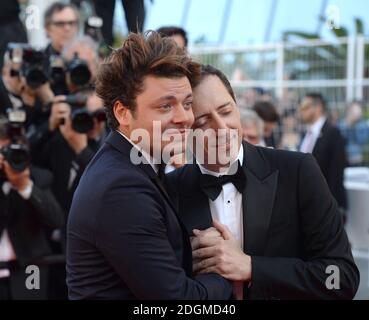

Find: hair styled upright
<box><xmin>95</xmin><ymin>31</ymin><xmax>201</xmax><ymax>129</ymax></box>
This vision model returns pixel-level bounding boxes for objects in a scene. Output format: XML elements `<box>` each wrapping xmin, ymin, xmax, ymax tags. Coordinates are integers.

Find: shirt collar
<box><xmin>116</xmin><ymin>130</ymin><xmax>159</xmax><ymax>174</ymax></box>
<box><xmin>197</xmin><ymin>143</ymin><xmax>244</xmax><ymax>177</ymax></box>
<box><xmin>308</xmin><ymin>116</ymin><xmax>326</xmax><ymax>137</ymax></box>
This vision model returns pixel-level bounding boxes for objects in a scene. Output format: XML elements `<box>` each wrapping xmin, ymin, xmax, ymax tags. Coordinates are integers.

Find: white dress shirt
<box><xmin>197</xmin><ymin>144</ymin><xmax>244</xmax><ymax>250</ymax></box>
<box><xmin>198</xmin><ymin>144</ymin><xmax>245</xmax><ymax>299</ymax></box>
<box><xmin>0</xmin><ymin>181</ymin><xmax>33</xmax><ymax>278</ymax></box>
<box><xmin>300</xmin><ymin>116</ymin><xmax>326</xmax><ymax>153</ymax></box>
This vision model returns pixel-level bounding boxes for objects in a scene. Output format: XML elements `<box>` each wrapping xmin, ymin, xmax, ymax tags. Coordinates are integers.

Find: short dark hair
<box><xmin>95</xmin><ymin>31</ymin><xmax>201</xmax><ymax>129</ymax></box>
<box><xmin>304</xmin><ymin>92</ymin><xmax>327</xmax><ymax>111</ymax></box>
<box><xmin>157</xmin><ymin>26</ymin><xmax>188</xmax><ymax>48</ymax></box>
<box><xmin>253</xmin><ymin>101</ymin><xmax>279</xmax><ymax>123</ymax></box>
<box><xmin>44</xmin><ymin>2</ymin><xmax>79</xmax><ymax>28</ymax></box>
<box><xmin>193</xmin><ymin>65</ymin><xmax>237</xmax><ymax>103</ymax></box>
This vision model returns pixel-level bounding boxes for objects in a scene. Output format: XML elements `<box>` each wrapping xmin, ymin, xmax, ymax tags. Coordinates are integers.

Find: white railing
<box><xmin>189</xmin><ymin>36</ymin><xmax>369</xmax><ymax>106</ymax></box>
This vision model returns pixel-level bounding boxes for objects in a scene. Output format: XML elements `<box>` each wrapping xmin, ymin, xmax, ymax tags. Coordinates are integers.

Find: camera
<box><xmin>6</xmin><ymin>108</ymin><xmax>26</xmax><ymax>139</ymax></box>
<box><xmin>1</xmin><ymin>143</ymin><xmax>30</xmax><ymax>173</ymax></box>
<box><xmin>67</xmin><ymin>53</ymin><xmax>91</xmax><ymax>88</ymax></box>
<box><xmin>85</xmin><ymin>16</ymin><xmax>103</xmax><ymax>44</ymax></box>
<box><xmin>49</xmin><ymin>53</ymin><xmax>92</xmax><ymax>94</ymax></box>
<box><xmin>62</xmin><ymin>94</ymin><xmax>106</xmax><ymax>134</ymax></box>
<box><xmin>7</xmin><ymin>43</ymin><xmax>48</xmax><ymax>89</ymax></box>
<box><xmin>49</xmin><ymin>55</ymin><xmax>68</xmax><ymax>95</ymax></box>
<box><xmin>0</xmin><ymin>109</ymin><xmax>30</xmax><ymax>173</ymax></box>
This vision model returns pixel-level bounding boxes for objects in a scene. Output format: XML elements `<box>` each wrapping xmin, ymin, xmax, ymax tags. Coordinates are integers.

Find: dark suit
<box><xmin>0</xmin><ymin>166</ymin><xmax>64</xmax><ymax>299</ymax></box>
<box><xmin>35</xmin><ymin>130</ymin><xmax>102</xmax><ymax>214</ymax></box>
<box><xmin>312</xmin><ymin>121</ymin><xmax>347</xmax><ymax>210</ymax></box>
<box><xmin>66</xmin><ymin>131</ymin><xmax>232</xmax><ymax>299</ymax></box>
<box><xmin>166</xmin><ymin>141</ymin><xmax>359</xmax><ymax>300</ymax></box>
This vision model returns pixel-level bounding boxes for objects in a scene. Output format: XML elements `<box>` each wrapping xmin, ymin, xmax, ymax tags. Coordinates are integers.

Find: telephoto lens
<box><xmin>67</xmin><ymin>53</ymin><xmax>91</xmax><ymax>87</ymax></box>
<box><xmin>21</xmin><ymin>46</ymin><xmax>48</xmax><ymax>89</ymax></box>
<box><xmin>7</xmin><ymin>43</ymin><xmax>48</xmax><ymax>89</ymax></box>
<box><xmin>1</xmin><ymin>143</ymin><xmax>30</xmax><ymax>172</ymax></box>
<box><xmin>63</xmin><ymin>94</ymin><xmax>94</xmax><ymax>134</ymax></box>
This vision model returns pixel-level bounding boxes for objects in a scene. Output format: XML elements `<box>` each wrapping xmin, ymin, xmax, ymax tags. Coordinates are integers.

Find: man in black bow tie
<box><xmin>166</xmin><ymin>65</ymin><xmax>359</xmax><ymax>300</ymax></box>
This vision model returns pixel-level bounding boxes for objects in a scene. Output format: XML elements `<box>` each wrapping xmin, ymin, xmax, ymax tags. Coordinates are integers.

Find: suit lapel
<box><xmin>181</xmin><ymin>193</ymin><xmax>213</xmax><ymax>235</ymax></box>
<box><xmin>312</xmin><ymin>120</ymin><xmax>327</xmax><ymax>157</ymax></box>
<box><xmin>105</xmin><ymin>131</ymin><xmax>178</xmax><ymax>213</ymax></box>
<box><xmin>175</xmin><ymin>165</ymin><xmax>213</xmax><ymax>235</ymax></box>
<box><xmin>105</xmin><ymin>130</ymin><xmax>193</xmax><ymax>274</ymax></box>
<box><xmin>242</xmin><ymin>142</ymin><xmax>278</xmax><ymax>255</ymax></box>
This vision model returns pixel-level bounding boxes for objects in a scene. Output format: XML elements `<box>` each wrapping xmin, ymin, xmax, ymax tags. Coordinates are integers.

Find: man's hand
<box><xmin>191</xmin><ymin>220</ymin><xmax>252</xmax><ymax>282</ymax></box>
<box><xmin>48</xmin><ymin>96</ymin><xmax>69</xmax><ymax>131</ymax></box>
<box><xmin>0</xmin><ymin>154</ymin><xmax>32</xmax><ymax>192</ymax></box>
<box><xmin>59</xmin><ymin>114</ymin><xmax>88</xmax><ymax>155</ymax></box>
<box><xmin>19</xmin><ymin>77</ymin><xmax>37</xmax><ymax>107</ymax></box>
<box><xmin>19</xmin><ymin>79</ymin><xmax>54</xmax><ymax>107</ymax></box>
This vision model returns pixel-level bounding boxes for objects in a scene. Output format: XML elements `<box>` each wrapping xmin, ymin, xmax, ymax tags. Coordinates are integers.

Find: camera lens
<box><xmin>3</xmin><ymin>144</ymin><xmax>30</xmax><ymax>172</ymax></box>
<box><xmin>71</xmin><ymin>109</ymin><xmax>94</xmax><ymax>134</ymax></box>
<box><xmin>25</xmin><ymin>67</ymin><xmax>48</xmax><ymax>89</ymax></box>
<box><xmin>70</xmin><ymin>64</ymin><xmax>91</xmax><ymax>87</ymax></box>
<box><xmin>93</xmin><ymin>109</ymin><xmax>106</xmax><ymax>122</ymax></box>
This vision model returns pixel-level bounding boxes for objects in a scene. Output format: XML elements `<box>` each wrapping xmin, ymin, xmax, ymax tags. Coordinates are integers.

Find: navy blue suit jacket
<box><xmin>66</xmin><ymin>131</ymin><xmax>232</xmax><ymax>299</ymax></box>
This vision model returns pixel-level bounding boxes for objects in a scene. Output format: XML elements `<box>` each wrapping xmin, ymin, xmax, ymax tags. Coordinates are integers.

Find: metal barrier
<box><xmin>189</xmin><ymin>36</ymin><xmax>369</xmax><ymax>165</ymax></box>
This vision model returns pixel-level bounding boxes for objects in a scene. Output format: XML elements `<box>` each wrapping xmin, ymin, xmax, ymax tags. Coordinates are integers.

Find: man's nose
<box><xmin>172</xmin><ymin>104</ymin><xmax>193</xmax><ymax>126</ymax></box>
<box><xmin>211</xmin><ymin>113</ymin><xmax>227</xmax><ymax>130</ymax></box>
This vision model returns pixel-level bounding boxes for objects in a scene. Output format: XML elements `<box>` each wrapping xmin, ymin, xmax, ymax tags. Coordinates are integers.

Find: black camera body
<box><xmin>67</xmin><ymin>53</ymin><xmax>91</xmax><ymax>88</ymax></box>
<box><xmin>1</xmin><ymin>143</ymin><xmax>30</xmax><ymax>173</ymax></box>
<box><xmin>49</xmin><ymin>52</ymin><xmax>92</xmax><ymax>93</ymax></box>
<box><xmin>62</xmin><ymin>94</ymin><xmax>105</xmax><ymax>134</ymax></box>
<box><xmin>0</xmin><ymin>109</ymin><xmax>30</xmax><ymax>173</ymax></box>
<box><xmin>49</xmin><ymin>54</ymin><xmax>68</xmax><ymax>95</ymax></box>
<box><xmin>7</xmin><ymin>43</ymin><xmax>48</xmax><ymax>89</ymax></box>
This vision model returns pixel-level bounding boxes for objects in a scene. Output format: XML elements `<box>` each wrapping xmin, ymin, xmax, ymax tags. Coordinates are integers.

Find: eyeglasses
<box><xmin>50</xmin><ymin>20</ymin><xmax>78</xmax><ymax>28</ymax></box>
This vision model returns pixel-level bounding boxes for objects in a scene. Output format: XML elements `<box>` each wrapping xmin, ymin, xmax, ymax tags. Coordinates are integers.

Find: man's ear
<box><xmin>113</xmin><ymin>100</ymin><xmax>133</xmax><ymax>127</ymax></box>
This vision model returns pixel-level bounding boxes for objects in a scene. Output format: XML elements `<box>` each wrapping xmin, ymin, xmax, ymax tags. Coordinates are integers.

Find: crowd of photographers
<box><xmin>0</xmin><ymin>2</ymin><xmax>111</xmax><ymax>299</ymax></box>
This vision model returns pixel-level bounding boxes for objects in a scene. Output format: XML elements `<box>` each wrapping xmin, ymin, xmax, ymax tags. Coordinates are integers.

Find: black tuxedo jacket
<box><xmin>166</xmin><ymin>141</ymin><xmax>359</xmax><ymax>300</ymax></box>
<box><xmin>312</xmin><ymin>121</ymin><xmax>347</xmax><ymax>209</ymax></box>
<box><xmin>66</xmin><ymin>131</ymin><xmax>232</xmax><ymax>300</ymax></box>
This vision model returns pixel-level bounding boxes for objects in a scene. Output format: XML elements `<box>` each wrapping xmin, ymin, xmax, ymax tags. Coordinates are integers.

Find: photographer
<box><xmin>0</xmin><ymin>46</ymin><xmax>54</xmax><ymax>129</ymax></box>
<box><xmin>36</xmin><ymin>90</ymin><xmax>107</xmax><ymax>225</ymax></box>
<box><xmin>61</xmin><ymin>36</ymin><xmax>99</xmax><ymax>94</ymax></box>
<box><xmin>46</xmin><ymin>36</ymin><xmax>99</xmax><ymax>96</ymax></box>
<box><xmin>0</xmin><ymin>115</ymin><xmax>64</xmax><ymax>300</ymax></box>
<box><xmin>44</xmin><ymin>2</ymin><xmax>79</xmax><ymax>62</ymax></box>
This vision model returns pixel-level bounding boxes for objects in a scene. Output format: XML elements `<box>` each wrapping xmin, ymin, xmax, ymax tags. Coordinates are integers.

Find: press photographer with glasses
<box><xmin>43</xmin><ymin>2</ymin><xmax>79</xmax><ymax>63</ymax></box>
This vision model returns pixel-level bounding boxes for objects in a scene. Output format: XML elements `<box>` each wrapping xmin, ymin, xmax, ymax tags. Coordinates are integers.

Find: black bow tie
<box><xmin>200</xmin><ymin>162</ymin><xmax>246</xmax><ymax>201</ymax></box>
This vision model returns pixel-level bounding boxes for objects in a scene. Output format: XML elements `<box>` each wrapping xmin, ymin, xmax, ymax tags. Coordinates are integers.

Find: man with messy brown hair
<box><xmin>66</xmin><ymin>31</ymin><xmax>232</xmax><ymax>300</ymax></box>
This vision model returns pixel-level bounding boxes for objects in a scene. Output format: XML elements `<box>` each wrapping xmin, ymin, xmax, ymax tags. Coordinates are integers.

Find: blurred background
<box><xmin>0</xmin><ymin>0</ymin><xmax>368</xmax><ymax>299</ymax></box>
